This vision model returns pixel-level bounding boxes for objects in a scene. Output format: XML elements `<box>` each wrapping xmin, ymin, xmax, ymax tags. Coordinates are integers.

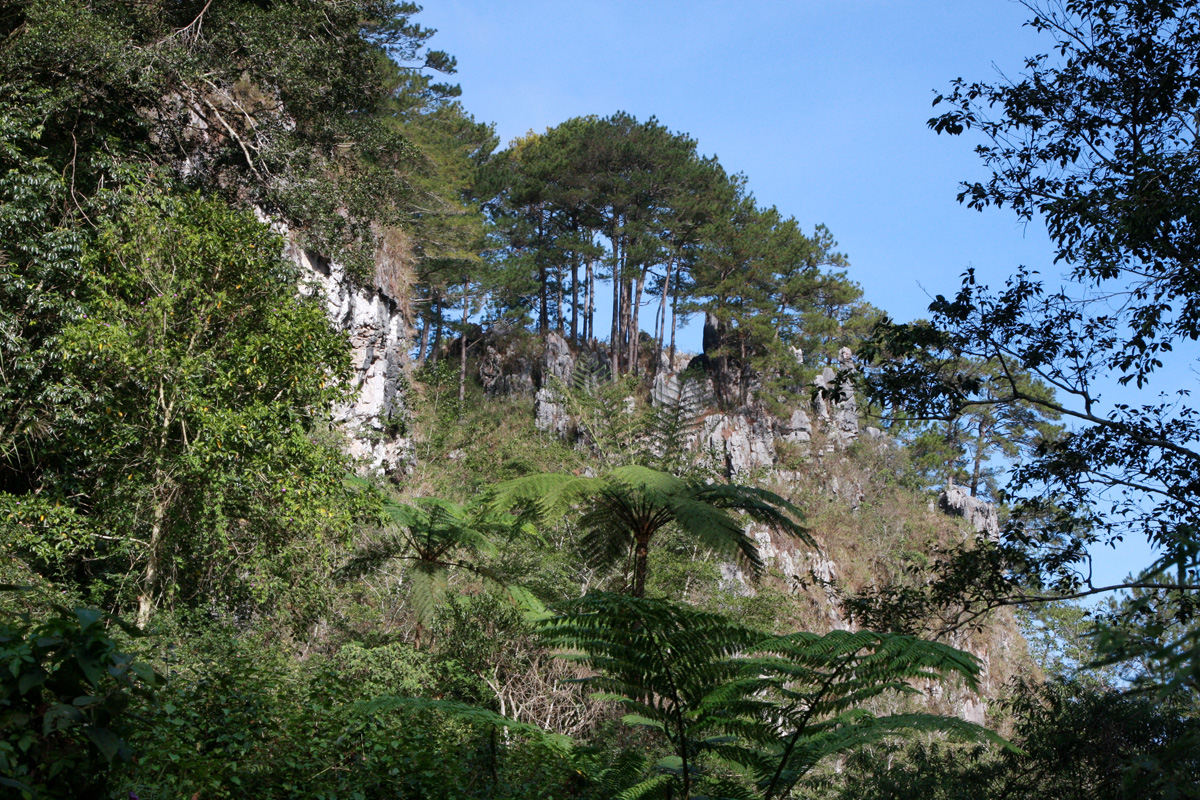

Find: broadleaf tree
<box><xmin>863</xmin><ymin>0</ymin><xmax>1200</xmax><ymax>698</ymax></box>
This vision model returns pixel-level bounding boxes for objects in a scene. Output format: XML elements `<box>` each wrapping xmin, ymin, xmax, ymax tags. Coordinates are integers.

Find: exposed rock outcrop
<box><xmin>287</xmin><ymin>240</ymin><xmax>413</xmax><ymax>473</ymax></box>
<box><xmin>540</xmin><ymin>331</ymin><xmax>575</xmax><ymax>385</ymax></box>
<box><xmin>813</xmin><ymin>347</ymin><xmax>859</xmax><ymax>449</ymax></box>
<box><xmin>480</xmin><ymin>340</ymin><xmax>536</xmax><ymax>397</ymax></box>
<box><xmin>651</xmin><ymin>355</ymin><xmax>714</xmax><ymax>411</ymax></box>
<box><xmin>939</xmin><ymin>483</ymin><xmax>1001</xmax><ymax>541</ymax></box>
<box><xmin>775</xmin><ymin>407</ymin><xmax>813</xmax><ymax>445</ymax></box>
<box><xmin>532</xmin><ymin>332</ymin><xmax>575</xmax><ymax>436</ymax></box>
<box><xmin>698</xmin><ymin>406</ymin><xmax>779</xmax><ymax>477</ymax></box>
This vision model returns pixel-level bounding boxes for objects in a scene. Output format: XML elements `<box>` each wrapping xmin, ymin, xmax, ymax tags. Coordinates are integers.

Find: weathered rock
<box><xmin>534</xmin><ymin>386</ymin><xmax>571</xmax><ymax>437</ymax></box>
<box><xmin>532</xmin><ymin>333</ymin><xmax>579</xmax><ymax>436</ymax></box>
<box><xmin>288</xmin><ymin>240</ymin><xmax>413</xmax><ymax>473</ymax></box>
<box><xmin>697</xmin><ymin>407</ymin><xmax>778</xmax><ymax>477</ymax></box>
<box><xmin>813</xmin><ymin>366</ymin><xmax>837</xmax><ymax>423</ymax></box>
<box><xmin>481</xmin><ymin>331</ymin><xmax>580</xmax><ymax>401</ymax></box>
<box><xmin>939</xmin><ymin>483</ymin><xmax>1001</xmax><ymax>541</ymax></box>
<box><xmin>479</xmin><ymin>338</ymin><xmax>536</xmax><ymax>397</ymax></box>
<box><xmin>775</xmin><ymin>407</ymin><xmax>812</xmax><ymax>444</ymax></box>
<box><xmin>812</xmin><ymin>347</ymin><xmax>859</xmax><ymax>448</ymax></box>
<box><xmin>540</xmin><ymin>331</ymin><xmax>575</xmax><ymax>386</ymax></box>
<box><xmin>721</xmin><ymin>523</ymin><xmax>849</xmax><ymax>630</ymax></box>
<box><xmin>652</xmin><ymin>358</ymin><xmax>714</xmax><ymax>414</ymax></box>
<box><xmin>718</xmin><ymin>562</ymin><xmax>756</xmax><ymax>598</ymax></box>
<box><xmin>479</xmin><ymin>345</ymin><xmax>505</xmax><ymax>395</ymax></box>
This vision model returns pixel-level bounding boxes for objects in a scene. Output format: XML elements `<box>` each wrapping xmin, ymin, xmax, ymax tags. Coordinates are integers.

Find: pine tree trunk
<box><xmin>610</xmin><ymin>229</ymin><xmax>621</xmax><ymax>376</ymax></box>
<box><xmin>571</xmin><ymin>255</ymin><xmax>579</xmax><ymax>345</ymax></box>
<box><xmin>416</xmin><ymin>313</ymin><xmax>429</xmax><ymax>365</ymax></box>
<box><xmin>970</xmin><ymin>418</ymin><xmax>989</xmax><ymax>496</ymax></box>
<box><xmin>539</xmin><ymin>261</ymin><xmax>548</xmax><ymax>335</ymax></box>
<box><xmin>657</xmin><ymin>257</ymin><xmax>673</xmax><ymax>373</ymax></box>
<box><xmin>431</xmin><ymin>301</ymin><xmax>443</xmax><ymax>363</ymax></box>
<box><xmin>739</xmin><ymin>334</ymin><xmax>748</xmax><ymax>405</ymax></box>
<box><xmin>586</xmin><ymin>257</ymin><xmax>594</xmax><ymax>344</ymax></box>
<box><xmin>538</xmin><ymin>213</ymin><xmax>549</xmax><ymax>335</ymax></box>
<box><xmin>459</xmin><ymin>289</ymin><xmax>469</xmax><ymax>404</ymax></box>
<box><xmin>630</xmin><ymin>270</ymin><xmax>644</xmax><ymax>375</ymax></box>
<box><xmin>669</xmin><ymin>269</ymin><xmax>679</xmax><ymax>370</ymax></box>
<box><xmin>556</xmin><ymin>263</ymin><xmax>564</xmax><ymax>335</ymax></box>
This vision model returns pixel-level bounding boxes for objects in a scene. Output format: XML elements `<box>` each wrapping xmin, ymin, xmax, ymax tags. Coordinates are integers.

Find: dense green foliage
<box><xmin>829</xmin><ymin>678</ymin><xmax>1200</xmax><ymax>800</ymax></box>
<box><xmin>2</xmin><ymin>0</ymin><xmax>1197</xmax><ymax>797</ymax></box>
<box><xmin>485</xmin><ymin>465</ymin><xmax>808</xmax><ymax>597</ymax></box>
<box><xmin>0</xmin><ymin>601</ymin><xmax>159</xmax><ymax>797</ymax></box>
<box><xmin>864</xmin><ymin>0</ymin><xmax>1200</xmax><ymax>704</ymax></box>
<box><xmin>542</xmin><ymin>593</ymin><xmax>994</xmax><ymax>800</ymax></box>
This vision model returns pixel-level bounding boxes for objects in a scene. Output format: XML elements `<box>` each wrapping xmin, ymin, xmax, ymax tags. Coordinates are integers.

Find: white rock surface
<box><xmin>939</xmin><ymin>483</ymin><xmax>1001</xmax><ymax>541</ymax></box>
<box><xmin>698</xmin><ymin>409</ymin><xmax>778</xmax><ymax>477</ymax></box>
<box><xmin>534</xmin><ymin>387</ymin><xmax>570</xmax><ymax>437</ymax></box>
<box><xmin>776</xmin><ymin>407</ymin><xmax>812</xmax><ymax>444</ymax></box>
<box><xmin>287</xmin><ymin>241</ymin><xmax>413</xmax><ymax>473</ymax></box>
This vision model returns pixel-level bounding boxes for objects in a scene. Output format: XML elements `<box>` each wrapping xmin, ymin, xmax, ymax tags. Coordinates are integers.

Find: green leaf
<box><xmin>83</xmin><ymin>725</ymin><xmax>122</xmax><ymax>763</ymax></box>
<box><xmin>74</xmin><ymin>608</ymin><xmax>103</xmax><ymax>632</ymax></box>
<box><xmin>621</xmin><ymin>714</ymin><xmax>667</xmax><ymax>731</ymax></box>
<box><xmin>17</xmin><ymin>666</ymin><xmax>46</xmax><ymax>695</ymax></box>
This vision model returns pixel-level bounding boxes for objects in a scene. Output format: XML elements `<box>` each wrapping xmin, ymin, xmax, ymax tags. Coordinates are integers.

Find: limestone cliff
<box><xmin>284</xmin><ymin>234</ymin><xmax>414</xmax><ymax>473</ymax></box>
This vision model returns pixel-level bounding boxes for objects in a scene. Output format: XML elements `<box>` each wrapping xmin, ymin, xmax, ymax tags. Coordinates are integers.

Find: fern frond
<box><xmin>406</xmin><ymin>563</ymin><xmax>448</xmax><ymax>626</ymax></box>
<box><xmin>614</xmin><ymin>773</ymin><xmax>674</xmax><ymax>800</ymax></box>
<box><xmin>541</xmin><ymin>592</ymin><xmax>1001</xmax><ymax>800</ymax></box>
<box><xmin>484</xmin><ymin>472</ymin><xmax>598</xmax><ymax>519</ymax></box>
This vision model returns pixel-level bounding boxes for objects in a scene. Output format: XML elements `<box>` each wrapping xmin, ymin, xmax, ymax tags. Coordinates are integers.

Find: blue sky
<box><xmin>419</xmin><ymin>0</ymin><xmax>1056</xmax><ymax>336</ymax></box>
<box><xmin>415</xmin><ymin>0</ymin><xmax>1163</xmax><ymax>585</ymax></box>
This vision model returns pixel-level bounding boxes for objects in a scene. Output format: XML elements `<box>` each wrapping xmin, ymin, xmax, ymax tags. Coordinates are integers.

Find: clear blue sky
<box><xmin>415</xmin><ymin>0</ymin><xmax>1161</xmax><ymax>586</ymax></box>
<box><xmin>419</xmin><ymin>0</ymin><xmax>1056</xmax><ymax>335</ymax></box>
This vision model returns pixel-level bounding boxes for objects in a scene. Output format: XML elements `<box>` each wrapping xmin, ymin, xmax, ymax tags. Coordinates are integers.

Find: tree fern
<box><xmin>645</xmin><ymin>368</ymin><xmax>710</xmax><ymax>475</ymax></box>
<box><xmin>337</xmin><ymin>496</ymin><xmax>542</xmax><ymax>640</ymax></box>
<box><xmin>484</xmin><ymin>466</ymin><xmax>808</xmax><ymax>597</ymax></box>
<box><xmin>552</xmin><ymin>363</ymin><xmax>708</xmax><ymax>473</ymax></box>
<box><xmin>540</xmin><ymin>592</ymin><xmax>1005</xmax><ymax>800</ymax></box>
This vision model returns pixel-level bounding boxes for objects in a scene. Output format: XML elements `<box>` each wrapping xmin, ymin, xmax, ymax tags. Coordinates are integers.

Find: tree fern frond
<box><xmin>335</xmin><ymin>532</ymin><xmax>413</xmax><ymax>581</ymax></box>
<box><xmin>483</xmin><ymin>472</ymin><xmax>596</xmax><ymax>518</ymax></box>
<box><xmin>340</xmin><ymin>491</ymin><xmax>540</xmax><ymax>627</ymax></box>
<box><xmin>540</xmin><ymin>592</ymin><xmax>1000</xmax><ymax>800</ymax></box>
<box><xmin>489</xmin><ymin>465</ymin><xmax>805</xmax><ymax>598</ymax></box>
<box><xmin>614</xmin><ymin>773</ymin><xmax>674</xmax><ymax>800</ymax></box>
<box><xmin>407</xmin><ymin>564</ymin><xmax>448</xmax><ymax>626</ymax></box>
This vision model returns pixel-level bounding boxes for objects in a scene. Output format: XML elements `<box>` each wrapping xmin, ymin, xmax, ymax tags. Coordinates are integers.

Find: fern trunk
<box><xmin>632</xmin><ymin>535</ymin><xmax>651</xmax><ymax>597</ymax></box>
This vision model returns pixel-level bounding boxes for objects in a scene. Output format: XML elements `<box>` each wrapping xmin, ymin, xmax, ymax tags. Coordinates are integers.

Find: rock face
<box><xmin>540</xmin><ymin>331</ymin><xmax>575</xmax><ymax>385</ymax></box>
<box><xmin>751</xmin><ymin>523</ymin><xmax>849</xmax><ymax>630</ymax></box>
<box><xmin>698</xmin><ymin>406</ymin><xmax>779</xmax><ymax>477</ymax></box>
<box><xmin>776</xmin><ymin>407</ymin><xmax>813</xmax><ymax>445</ymax></box>
<box><xmin>813</xmin><ymin>347</ymin><xmax>859</xmax><ymax>449</ymax></box>
<box><xmin>287</xmin><ymin>242</ymin><xmax>413</xmax><ymax>473</ymax></box>
<box><xmin>938</xmin><ymin>483</ymin><xmax>1001</xmax><ymax>541</ymax></box>
<box><xmin>490</xmin><ymin>335</ymin><xmax>863</xmax><ymax>477</ymax></box>
<box><xmin>652</xmin><ymin>356</ymin><xmax>714</xmax><ymax>412</ymax></box>
<box><xmin>480</xmin><ymin>340</ymin><xmax>536</xmax><ymax>397</ymax></box>
<box><xmin>532</xmin><ymin>332</ymin><xmax>576</xmax><ymax>436</ymax></box>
